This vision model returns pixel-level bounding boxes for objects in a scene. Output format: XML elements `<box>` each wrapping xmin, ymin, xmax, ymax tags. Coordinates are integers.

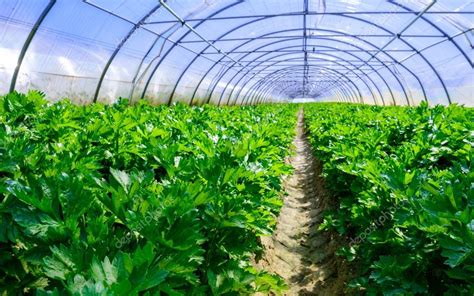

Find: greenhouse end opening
<box><xmin>0</xmin><ymin>0</ymin><xmax>473</xmax><ymax>295</ymax></box>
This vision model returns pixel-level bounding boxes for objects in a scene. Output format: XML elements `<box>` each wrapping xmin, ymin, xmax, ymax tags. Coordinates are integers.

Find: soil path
<box><xmin>259</xmin><ymin>109</ymin><xmax>347</xmax><ymax>295</ymax></box>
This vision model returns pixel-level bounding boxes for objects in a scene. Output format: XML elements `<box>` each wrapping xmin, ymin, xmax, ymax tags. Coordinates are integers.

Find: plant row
<box><xmin>305</xmin><ymin>103</ymin><xmax>473</xmax><ymax>295</ymax></box>
<box><xmin>0</xmin><ymin>91</ymin><xmax>297</xmax><ymax>295</ymax></box>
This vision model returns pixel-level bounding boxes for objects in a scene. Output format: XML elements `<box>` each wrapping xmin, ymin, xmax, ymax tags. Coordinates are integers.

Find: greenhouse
<box><xmin>0</xmin><ymin>0</ymin><xmax>473</xmax><ymax>295</ymax></box>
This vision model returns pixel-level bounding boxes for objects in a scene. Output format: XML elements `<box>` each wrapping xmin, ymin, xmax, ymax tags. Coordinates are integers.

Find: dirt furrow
<box><xmin>259</xmin><ymin>109</ymin><xmax>348</xmax><ymax>295</ymax></box>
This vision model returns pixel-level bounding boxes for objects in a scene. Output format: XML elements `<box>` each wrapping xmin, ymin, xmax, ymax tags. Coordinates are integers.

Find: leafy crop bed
<box><xmin>305</xmin><ymin>103</ymin><xmax>473</xmax><ymax>295</ymax></box>
<box><xmin>2</xmin><ymin>92</ymin><xmax>472</xmax><ymax>295</ymax></box>
<box><xmin>0</xmin><ymin>91</ymin><xmax>297</xmax><ymax>295</ymax></box>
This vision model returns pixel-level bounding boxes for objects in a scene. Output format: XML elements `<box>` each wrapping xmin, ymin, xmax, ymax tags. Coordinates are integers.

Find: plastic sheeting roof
<box><xmin>0</xmin><ymin>0</ymin><xmax>472</xmax><ymax>106</ymax></box>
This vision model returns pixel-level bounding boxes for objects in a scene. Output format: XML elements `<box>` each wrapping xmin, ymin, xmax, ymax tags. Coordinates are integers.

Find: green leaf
<box><xmin>110</xmin><ymin>168</ymin><xmax>131</xmax><ymax>193</ymax></box>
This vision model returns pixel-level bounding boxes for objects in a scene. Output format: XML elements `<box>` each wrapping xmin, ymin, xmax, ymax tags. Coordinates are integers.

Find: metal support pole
<box><xmin>10</xmin><ymin>0</ymin><xmax>56</xmax><ymax>93</ymax></box>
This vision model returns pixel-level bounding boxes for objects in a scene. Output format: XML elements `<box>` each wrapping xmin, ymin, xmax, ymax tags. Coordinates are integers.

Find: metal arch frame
<box><xmin>215</xmin><ymin>34</ymin><xmax>418</xmax><ymax>107</ymax></box>
<box><xmin>240</xmin><ymin>68</ymin><xmax>359</xmax><ymax>104</ymax></box>
<box><xmin>187</xmin><ymin>25</ymin><xmax>425</xmax><ymax>108</ymax></box>
<box><xmin>235</xmin><ymin>59</ymin><xmax>364</xmax><ymax>105</ymax></box>
<box><xmin>262</xmin><ymin>79</ymin><xmax>344</xmax><ymax>102</ymax></box>
<box><xmin>210</xmin><ymin>23</ymin><xmax>428</xmax><ymax>106</ymax></box>
<box><xmin>84</xmin><ymin>1</ymin><xmax>465</xmax><ymax>105</ymax></box>
<box><xmin>167</xmin><ymin>17</ymin><xmax>409</xmax><ymax>106</ymax></box>
<box><xmin>285</xmin><ymin>85</ymin><xmax>349</xmax><ymax>103</ymax></box>
<box><xmin>249</xmin><ymin>70</ymin><xmax>358</xmax><ymax>104</ymax></box>
<box><xmin>220</xmin><ymin>48</ymin><xmax>385</xmax><ymax>106</ymax></box>
<box><xmin>257</xmin><ymin>77</ymin><xmax>356</xmax><ymax>105</ymax></box>
<box><xmin>81</xmin><ymin>0</ymin><xmax>244</xmax><ymax>101</ymax></box>
<box><xmin>277</xmin><ymin>81</ymin><xmax>323</xmax><ymax>97</ymax></box>
<box><xmin>256</xmin><ymin>80</ymin><xmax>348</xmax><ymax>98</ymax></box>
<box><xmin>128</xmin><ymin>35</ymin><xmax>161</xmax><ymax>103</ymax></box>
<box><xmin>248</xmin><ymin>69</ymin><xmax>358</xmax><ymax>104</ymax></box>
<box><xmin>251</xmin><ymin>68</ymin><xmax>362</xmax><ymax>105</ymax></box>
<box><xmin>269</xmin><ymin>80</ymin><xmax>351</xmax><ymax>103</ymax></box>
<box><xmin>223</xmin><ymin>30</ymin><xmax>425</xmax><ymax>106</ymax></box>
<box><xmin>232</xmin><ymin>53</ymin><xmax>380</xmax><ymax>105</ymax></box>
<box><xmin>7</xmin><ymin>1</ymin><xmax>466</xmax><ymax>105</ymax></box>
<box><xmin>92</xmin><ymin>3</ymin><xmax>162</xmax><ymax>103</ymax></box>
<box><xmin>9</xmin><ymin>0</ymin><xmax>57</xmax><ymax>93</ymax></box>
<box><xmin>193</xmin><ymin>30</ymin><xmax>403</xmax><ymax>107</ymax></box>
<box><xmin>219</xmin><ymin>55</ymin><xmax>379</xmax><ymax>105</ymax></box>
<box><xmin>225</xmin><ymin>51</ymin><xmax>384</xmax><ymax>106</ymax></box>
<box><xmin>258</xmin><ymin>78</ymin><xmax>352</xmax><ymax>104</ymax></box>
<box><xmin>389</xmin><ymin>0</ymin><xmax>472</xmax><ymax>68</ymax></box>
<box><xmin>162</xmin><ymin>17</ymin><xmax>284</xmax><ymax>105</ymax></box>
<box><xmin>128</xmin><ymin>25</ymin><xmax>192</xmax><ymax>103</ymax></box>
<box><xmin>220</xmin><ymin>43</ymin><xmax>392</xmax><ymax>107</ymax></box>
<box><xmin>238</xmin><ymin>65</ymin><xmax>363</xmax><ymax>105</ymax></box>
<box><xmin>148</xmin><ymin>11</ymin><xmax>447</xmax><ymax>105</ymax></box>
<box><xmin>140</xmin><ymin>1</ymin><xmax>246</xmax><ymax>100</ymax></box>
<box><xmin>219</xmin><ymin>46</ymin><xmax>384</xmax><ymax>105</ymax></box>
<box><xmin>316</xmin><ymin>14</ymin><xmax>451</xmax><ymax>104</ymax></box>
<box><xmin>264</xmin><ymin>81</ymin><xmax>347</xmax><ymax>103</ymax></box>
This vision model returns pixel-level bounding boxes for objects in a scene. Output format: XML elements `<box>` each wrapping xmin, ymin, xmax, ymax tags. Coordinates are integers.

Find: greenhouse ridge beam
<box><xmin>202</xmin><ymin>49</ymin><xmax>414</xmax><ymax>54</ymax></box>
<box><xmin>10</xmin><ymin>0</ymin><xmax>56</xmax><ymax>93</ymax></box>
<box><xmin>302</xmin><ymin>0</ymin><xmax>309</xmax><ymax>98</ymax></box>
<box><xmin>144</xmin><ymin>11</ymin><xmax>474</xmax><ymax>25</ymax></box>
<box><xmin>178</xmin><ymin>34</ymin><xmax>446</xmax><ymax>44</ymax></box>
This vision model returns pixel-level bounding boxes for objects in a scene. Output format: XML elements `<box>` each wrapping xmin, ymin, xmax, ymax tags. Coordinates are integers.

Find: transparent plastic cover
<box><xmin>0</xmin><ymin>0</ymin><xmax>472</xmax><ymax>106</ymax></box>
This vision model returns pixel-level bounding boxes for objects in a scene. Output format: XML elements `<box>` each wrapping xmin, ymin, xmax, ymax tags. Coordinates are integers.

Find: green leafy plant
<box><xmin>306</xmin><ymin>103</ymin><xmax>473</xmax><ymax>295</ymax></box>
<box><xmin>0</xmin><ymin>91</ymin><xmax>297</xmax><ymax>295</ymax></box>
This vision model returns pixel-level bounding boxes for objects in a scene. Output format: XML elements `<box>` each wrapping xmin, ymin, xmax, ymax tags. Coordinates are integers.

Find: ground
<box><xmin>257</xmin><ymin>109</ymin><xmax>352</xmax><ymax>295</ymax></box>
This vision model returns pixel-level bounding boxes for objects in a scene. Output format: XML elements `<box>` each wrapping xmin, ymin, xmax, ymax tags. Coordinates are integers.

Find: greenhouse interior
<box><xmin>0</xmin><ymin>0</ymin><xmax>473</xmax><ymax>295</ymax></box>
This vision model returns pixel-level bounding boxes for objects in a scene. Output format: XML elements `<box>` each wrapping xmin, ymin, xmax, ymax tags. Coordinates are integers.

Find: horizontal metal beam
<box><xmin>201</xmin><ymin>49</ymin><xmax>414</xmax><ymax>55</ymax></box>
<box><xmin>241</xmin><ymin>59</ymin><xmax>391</xmax><ymax>64</ymax></box>
<box><xmin>145</xmin><ymin>10</ymin><xmax>474</xmax><ymax>25</ymax></box>
<box><xmin>177</xmin><ymin>34</ymin><xmax>446</xmax><ymax>44</ymax></box>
